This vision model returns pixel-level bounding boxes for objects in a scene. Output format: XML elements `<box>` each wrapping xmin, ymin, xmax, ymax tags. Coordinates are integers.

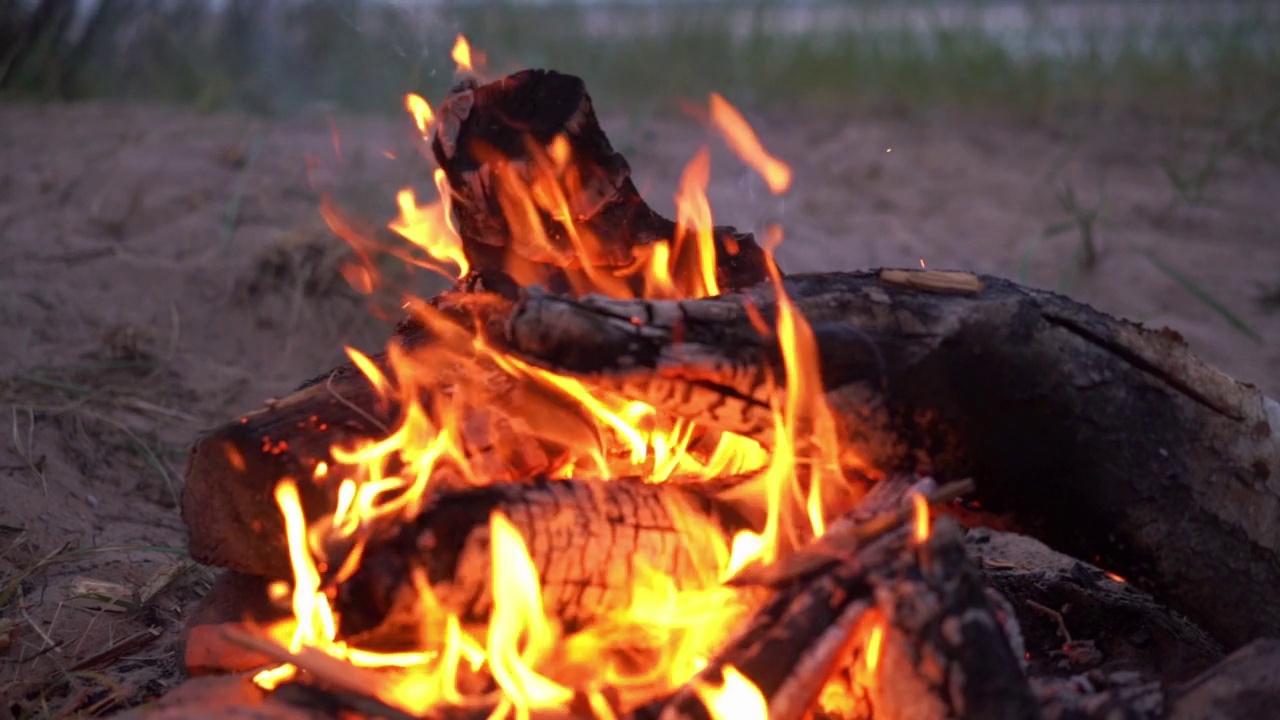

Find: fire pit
<box><xmin>126</xmin><ymin>51</ymin><xmax>1280</xmax><ymax>720</ymax></box>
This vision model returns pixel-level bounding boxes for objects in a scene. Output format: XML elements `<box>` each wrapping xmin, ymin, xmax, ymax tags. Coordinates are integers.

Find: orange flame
<box><xmin>261</xmin><ymin>74</ymin><xmax>874</xmax><ymax>719</ymax></box>
<box><xmin>708</xmin><ymin>93</ymin><xmax>793</xmax><ymax>194</ymax></box>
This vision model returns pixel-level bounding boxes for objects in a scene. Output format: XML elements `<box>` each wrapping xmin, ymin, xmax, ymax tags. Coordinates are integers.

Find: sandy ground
<box><xmin>1</xmin><ymin>99</ymin><xmax>1277</xmax><ymax>716</ymax></box>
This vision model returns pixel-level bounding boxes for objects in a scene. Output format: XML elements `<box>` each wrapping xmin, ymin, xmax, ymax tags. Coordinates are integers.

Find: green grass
<box><xmin>2</xmin><ymin>0</ymin><xmax>1278</xmax><ymax>117</ymax></box>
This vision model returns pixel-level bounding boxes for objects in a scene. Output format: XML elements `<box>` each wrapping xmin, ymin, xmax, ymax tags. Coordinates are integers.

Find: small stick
<box><xmin>726</xmin><ymin>478</ymin><xmax>976</xmax><ymax>587</ymax></box>
<box><xmin>69</xmin><ymin>626</ymin><xmax>162</xmax><ymax>672</ymax></box>
<box><xmin>879</xmin><ymin>268</ymin><xmax>985</xmax><ymax>294</ymax></box>
<box><xmin>218</xmin><ymin>626</ymin><xmax>394</xmax><ymax>700</ymax></box>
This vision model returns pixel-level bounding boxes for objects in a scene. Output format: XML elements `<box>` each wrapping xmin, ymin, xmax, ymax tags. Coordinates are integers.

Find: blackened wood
<box><xmin>967</xmin><ymin>529</ymin><xmax>1222</xmax><ymax>682</ymax></box>
<box><xmin>503</xmin><ymin>270</ymin><xmax>1280</xmax><ymax>649</ymax></box>
<box><xmin>334</xmin><ymin>478</ymin><xmax>757</xmax><ymax>637</ymax></box>
<box><xmin>430</xmin><ymin>70</ymin><xmax>772</xmax><ymax>298</ymax></box>
<box><xmin>1032</xmin><ymin>639</ymin><xmax>1280</xmax><ymax>720</ymax></box>
<box><xmin>642</xmin><ymin>517</ymin><xmax>1037</xmax><ymax>720</ymax></box>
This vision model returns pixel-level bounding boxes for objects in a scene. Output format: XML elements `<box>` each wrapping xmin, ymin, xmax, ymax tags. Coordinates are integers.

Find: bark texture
<box><xmin>503</xmin><ymin>270</ymin><xmax>1280</xmax><ymax>649</ymax></box>
<box><xmin>334</xmin><ymin>478</ymin><xmax>757</xmax><ymax>636</ymax></box>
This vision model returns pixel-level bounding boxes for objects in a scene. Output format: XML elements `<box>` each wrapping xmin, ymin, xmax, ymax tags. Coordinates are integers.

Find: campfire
<box><xmin>138</xmin><ymin>42</ymin><xmax>1280</xmax><ymax>720</ymax></box>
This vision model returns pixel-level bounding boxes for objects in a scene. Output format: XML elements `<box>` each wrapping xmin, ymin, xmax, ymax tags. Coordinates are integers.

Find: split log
<box><xmin>429</xmin><ymin>69</ymin><xmax>773</xmax><ymax>298</ymax></box>
<box><xmin>333</xmin><ymin>477</ymin><xmax>759</xmax><ymax>637</ymax></box>
<box><xmin>501</xmin><ymin>271</ymin><xmax>1280</xmax><ymax>649</ymax></box>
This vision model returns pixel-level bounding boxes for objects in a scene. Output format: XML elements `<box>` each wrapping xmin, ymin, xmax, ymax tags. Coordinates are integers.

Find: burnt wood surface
<box><xmin>502</xmin><ymin>271</ymin><xmax>1280</xmax><ymax>650</ymax></box>
<box><xmin>430</xmin><ymin>69</ymin><xmax>772</xmax><ymax>298</ymax></box>
<box><xmin>333</xmin><ymin>477</ymin><xmax>758</xmax><ymax>637</ymax></box>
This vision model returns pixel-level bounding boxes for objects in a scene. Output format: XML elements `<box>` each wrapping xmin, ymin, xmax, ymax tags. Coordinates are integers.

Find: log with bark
<box><xmin>167</xmin><ymin>64</ymin><xmax>1280</xmax><ymax>718</ymax></box>
<box><xmin>183</xmin><ymin>66</ymin><xmax>779</xmax><ymax>577</ymax></box>
<box><xmin>500</xmin><ymin>271</ymin><xmax>1280</xmax><ymax>650</ymax></box>
<box><xmin>331</xmin><ymin>477</ymin><xmax>760</xmax><ymax>638</ymax></box>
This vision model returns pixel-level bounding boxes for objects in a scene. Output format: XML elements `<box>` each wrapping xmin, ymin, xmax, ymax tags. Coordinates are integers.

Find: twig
<box><xmin>218</xmin><ymin>626</ymin><xmax>395</xmax><ymax>702</ymax></box>
<box><xmin>326</xmin><ymin>370</ymin><xmax>390</xmax><ymax>434</ymax></box>
<box><xmin>68</xmin><ymin>626</ymin><xmax>162</xmax><ymax>672</ymax></box>
<box><xmin>1025</xmin><ymin>599</ymin><xmax>1072</xmax><ymax>643</ymax></box>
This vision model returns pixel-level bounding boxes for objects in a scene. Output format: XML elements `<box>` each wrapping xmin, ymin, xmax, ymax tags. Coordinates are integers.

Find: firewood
<box><xmin>182</xmin><ymin>292</ymin><xmax>605</xmax><ymax>578</ymax></box>
<box><xmin>333</xmin><ymin>478</ymin><xmax>758</xmax><ymax>637</ymax></box>
<box><xmin>502</xmin><ymin>271</ymin><xmax>1280</xmax><ymax>649</ymax></box>
<box><xmin>640</xmin><ymin>517</ymin><xmax>1038</xmax><ymax>720</ymax></box>
<box><xmin>429</xmin><ymin>70</ymin><xmax>773</xmax><ymax>298</ymax></box>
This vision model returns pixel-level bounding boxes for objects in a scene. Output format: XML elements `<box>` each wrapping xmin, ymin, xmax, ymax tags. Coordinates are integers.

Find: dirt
<box><xmin>1</xmin><ymin>98</ymin><xmax>1277</xmax><ymax>717</ymax></box>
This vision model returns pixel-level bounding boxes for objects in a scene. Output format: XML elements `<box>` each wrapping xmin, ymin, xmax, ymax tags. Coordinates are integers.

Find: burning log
<box><xmin>637</xmin><ymin>515</ymin><xmax>1039</xmax><ymax>720</ymax></box>
<box><xmin>332</xmin><ymin>477</ymin><xmax>757</xmax><ymax>637</ymax></box>
<box><xmin>501</xmin><ymin>270</ymin><xmax>1280</xmax><ymax>650</ymax></box>
<box><xmin>429</xmin><ymin>69</ymin><xmax>773</xmax><ymax>298</ymax></box>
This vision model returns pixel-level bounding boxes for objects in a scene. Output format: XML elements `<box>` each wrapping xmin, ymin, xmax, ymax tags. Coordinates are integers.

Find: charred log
<box><xmin>334</xmin><ymin>477</ymin><xmax>758</xmax><ymax>637</ymax></box>
<box><xmin>429</xmin><ymin>70</ymin><xmax>773</xmax><ymax>298</ymax></box>
<box><xmin>641</xmin><ymin>516</ymin><xmax>1038</xmax><ymax>720</ymax></box>
<box><xmin>502</xmin><ymin>270</ymin><xmax>1280</xmax><ymax>649</ymax></box>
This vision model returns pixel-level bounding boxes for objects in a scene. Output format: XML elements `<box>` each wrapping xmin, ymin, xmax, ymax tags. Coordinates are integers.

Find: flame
<box><xmin>708</xmin><ymin>93</ymin><xmax>792</xmax><ymax>194</ymax></box>
<box><xmin>694</xmin><ymin>665</ymin><xmax>768</xmax><ymax>720</ymax></box>
<box><xmin>912</xmin><ymin>492</ymin><xmax>930</xmax><ymax>544</ymax></box>
<box><xmin>452</xmin><ymin>35</ymin><xmax>473</xmax><ymax>73</ymax></box>
<box><xmin>388</xmin><ymin>183</ymin><xmax>470</xmax><ymax>278</ymax></box>
<box><xmin>486</xmin><ymin>512</ymin><xmax>574</xmax><ymax>712</ymax></box>
<box><xmin>405</xmin><ymin>93</ymin><xmax>434</xmax><ymax>135</ymax></box>
<box><xmin>864</xmin><ymin>623</ymin><xmax>884</xmax><ymax>673</ymax></box>
<box><xmin>259</xmin><ymin>74</ymin><xmax>874</xmax><ymax>719</ymax></box>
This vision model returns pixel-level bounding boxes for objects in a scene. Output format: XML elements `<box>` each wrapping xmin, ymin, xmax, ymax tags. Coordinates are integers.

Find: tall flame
<box><xmin>265</xmin><ymin>56</ymin><xmax>870</xmax><ymax>719</ymax></box>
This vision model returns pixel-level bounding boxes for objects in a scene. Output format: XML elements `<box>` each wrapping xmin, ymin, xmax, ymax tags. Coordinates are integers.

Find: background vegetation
<box><xmin>3</xmin><ymin>0</ymin><xmax>1279</xmax><ymax>118</ymax></box>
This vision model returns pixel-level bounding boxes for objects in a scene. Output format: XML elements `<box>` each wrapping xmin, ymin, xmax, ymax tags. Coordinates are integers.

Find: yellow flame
<box><xmin>486</xmin><ymin>512</ymin><xmax>575</xmax><ymax>712</ymax></box>
<box><xmin>865</xmin><ymin>623</ymin><xmax>884</xmax><ymax>673</ymax></box>
<box><xmin>912</xmin><ymin>492</ymin><xmax>930</xmax><ymax>544</ymax></box>
<box><xmin>695</xmin><ymin>665</ymin><xmax>768</xmax><ymax>720</ymax></box>
<box><xmin>452</xmin><ymin>35</ymin><xmax>473</xmax><ymax>73</ymax></box>
<box><xmin>405</xmin><ymin>93</ymin><xmax>434</xmax><ymax>134</ymax></box>
<box><xmin>708</xmin><ymin>93</ymin><xmax>793</xmax><ymax>194</ymax></box>
<box><xmin>388</xmin><ymin>187</ymin><xmax>470</xmax><ymax>278</ymax></box>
